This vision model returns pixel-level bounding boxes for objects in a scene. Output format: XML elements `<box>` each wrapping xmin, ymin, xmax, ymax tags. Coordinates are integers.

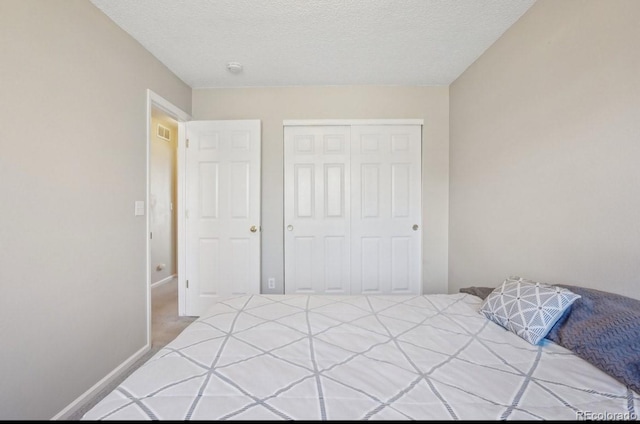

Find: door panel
<box><xmin>361</xmin><ymin>164</ymin><xmax>381</xmax><ymax>218</ymax></box>
<box><xmin>198</xmin><ymin>238</ymin><xmax>220</xmax><ymax>294</ymax></box>
<box><xmin>361</xmin><ymin>237</ymin><xmax>382</xmax><ymax>292</ymax></box>
<box><xmin>351</xmin><ymin>125</ymin><xmax>421</xmax><ymax>295</ymax></box>
<box><xmin>325</xmin><ymin>165</ymin><xmax>344</xmax><ymax>217</ymax></box>
<box><xmin>198</xmin><ymin>162</ymin><xmax>218</xmax><ymax>218</ymax></box>
<box><xmin>186</xmin><ymin>120</ymin><xmax>260</xmax><ymax>316</ymax></box>
<box><xmin>391</xmin><ymin>237</ymin><xmax>411</xmax><ymax>291</ymax></box>
<box><xmin>324</xmin><ymin>236</ymin><xmax>346</xmax><ymax>291</ymax></box>
<box><xmin>293</xmin><ymin>236</ymin><xmax>314</xmax><ymax>291</ymax></box>
<box><xmin>284</xmin><ymin>126</ymin><xmax>351</xmax><ymax>294</ymax></box>
<box><xmin>295</xmin><ymin>164</ymin><xmax>314</xmax><ymax>218</ymax></box>
<box><xmin>230</xmin><ymin>162</ymin><xmax>250</xmax><ymax>218</ymax></box>
<box><xmin>391</xmin><ymin>164</ymin><xmax>411</xmax><ymax>217</ymax></box>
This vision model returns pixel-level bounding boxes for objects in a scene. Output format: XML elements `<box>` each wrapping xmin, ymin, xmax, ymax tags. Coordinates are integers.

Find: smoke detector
<box><xmin>227</xmin><ymin>62</ymin><xmax>243</xmax><ymax>74</ymax></box>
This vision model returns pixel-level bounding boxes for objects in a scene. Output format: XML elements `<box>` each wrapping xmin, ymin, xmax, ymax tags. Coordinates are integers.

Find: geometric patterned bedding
<box><xmin>82</xmin><ymin>294</ymin><xmax>638</xmax><ymax>420</ymax></box>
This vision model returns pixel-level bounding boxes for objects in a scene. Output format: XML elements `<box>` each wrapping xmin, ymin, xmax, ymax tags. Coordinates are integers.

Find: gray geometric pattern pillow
<box><xmin>479</xmin><ymin>276</ymin><xmax>581</xmax><ymax>345</ymax></box>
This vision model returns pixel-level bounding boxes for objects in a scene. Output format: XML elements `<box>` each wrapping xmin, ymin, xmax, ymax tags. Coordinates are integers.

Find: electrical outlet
<box><xmin>268</xmin><ymin>278</ymin><xmax>275</xmax><ymax>289</ymax></box>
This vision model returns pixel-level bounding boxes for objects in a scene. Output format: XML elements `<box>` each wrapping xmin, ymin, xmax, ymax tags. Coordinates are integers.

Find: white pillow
<box><xmin>479</xmin><ymin>276</ymin><xmax>581</xmax><ymax>345</ymax></box>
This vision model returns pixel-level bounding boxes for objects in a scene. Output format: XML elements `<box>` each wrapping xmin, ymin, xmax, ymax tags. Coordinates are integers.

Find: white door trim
<box><xmin>283</xmin><ymin>119</ymin><xmax>424</xmax><ymax>127</ymax></box>
<box><xmin>146</xmin><ymin>90</ymin><xmax>191</xmax><ymax>349</ymax></box>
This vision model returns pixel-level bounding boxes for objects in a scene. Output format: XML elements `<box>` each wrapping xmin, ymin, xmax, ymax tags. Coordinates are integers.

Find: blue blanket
<box><xmin>546</xmin><ymin>285</ymin><xmax>640</xmax><ymax>394</ymax></box>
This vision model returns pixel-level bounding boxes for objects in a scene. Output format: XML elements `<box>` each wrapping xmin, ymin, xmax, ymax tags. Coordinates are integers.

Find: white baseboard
<box><xmin>150</xmin><ymin>274</ymin><xmax>177</xmax><ymax>289</ymax></box>
<box><xmin>51</xmin><ymin>343</ymin><xmax>151</xmax><ymax>420</ymax></box>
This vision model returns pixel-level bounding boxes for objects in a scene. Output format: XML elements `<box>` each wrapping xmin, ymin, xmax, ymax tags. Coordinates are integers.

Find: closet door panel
<box><xmin>284</xmin><ymin>126</ymin><xmax>351</xmax><ymax>294</ymax></box>
<box><xmin>360</xmin><ymin>237</ymin><xmax>383</xmax><ymax>292</ymax></box>
<box><xmin>391</xmin><ymin>236</ymin><xmax>411</xmax><ymax>291</ymax></box>
<box><xmin>324</xmin><ymin>236</ymin><xmax>347</xmax><ymax>291</ymax></box>
<box><xmin>361</xmin><ymin>164</ymin><xmax>381</xmax><ymax>218</ymax></box>
<box><xmin>294</xmin><ymin>164</ymin><xmax>315</xmax><ymax>218</ymax></box>
<box><xmin>351</xmin><ymin>125</ymin><xmax>422</xmax><ymax>295</ymax></box>
<box><xmin>292</xmin><ymin>236</ymin><xmax>315</xmax><ymax>291</ymax></box>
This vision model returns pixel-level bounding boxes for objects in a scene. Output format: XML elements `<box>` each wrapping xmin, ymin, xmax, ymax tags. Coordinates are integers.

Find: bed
<box><xmin>82</xmin><ymin>289</ymin><xmax>639</xmax><ymax>420</ymax></box>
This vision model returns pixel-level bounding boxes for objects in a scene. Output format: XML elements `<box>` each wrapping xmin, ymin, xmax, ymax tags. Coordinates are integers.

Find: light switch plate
<box><xmin>134</xmin><ymin>200</ymin><xmax>145</xmax><ymax>216</ymax></box>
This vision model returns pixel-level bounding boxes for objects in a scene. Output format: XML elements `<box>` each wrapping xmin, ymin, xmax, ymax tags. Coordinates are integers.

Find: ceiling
<box><xmin>90</xmin><ymin>0</ymin><xmax>536</xmax><ymax>89</ymax></box>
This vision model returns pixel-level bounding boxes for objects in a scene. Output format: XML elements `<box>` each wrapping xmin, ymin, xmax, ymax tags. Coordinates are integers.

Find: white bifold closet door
<box><xmin>284</xmin><ymin>123</ymin><xmax>422</xmax><ymax>295</ymax></box>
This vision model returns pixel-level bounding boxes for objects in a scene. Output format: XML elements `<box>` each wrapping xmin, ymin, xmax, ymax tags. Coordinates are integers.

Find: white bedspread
<box><xmin>83</xmin><ymin>294</ymin><xmax>638</xmax><ymax>420</ymax></box>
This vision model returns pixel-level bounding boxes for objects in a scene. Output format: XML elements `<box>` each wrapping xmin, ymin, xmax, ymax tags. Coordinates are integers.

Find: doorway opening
<box><xmin>145</xmin><ymin>90</ymin><xmax>192</xmax><ymax>350</ymax></box>
<box><xmin>149</xmin><ymin>107</ymin><xmax>195</xmax><ymax>352</ymax></box>
<box><xmin>150</xmin><ymin>107</ymin><xmax>178</xmax><ymax>290</ymax></box>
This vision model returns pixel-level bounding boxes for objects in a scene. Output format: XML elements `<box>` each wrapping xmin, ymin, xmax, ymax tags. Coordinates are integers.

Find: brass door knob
<box><xmin>250</xmin><ymin>225</ymin><xmax>258</xmax><ymax>233</ymax></box>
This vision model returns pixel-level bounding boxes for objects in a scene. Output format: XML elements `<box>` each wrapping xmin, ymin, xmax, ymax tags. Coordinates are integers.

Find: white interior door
<box><xmin>284</xmin><ymin>126</ymin><xmax>351</xmax><ymax>294</ymax></box>
<box><xmin>185</xmin><ymin>120</ymin><xmax>261</xmax><ymax>315</ymax></box>
<box><xmin>350</xmin><ymin>125</ymin><xmax>422</xmax><ymax>294</ymax></box>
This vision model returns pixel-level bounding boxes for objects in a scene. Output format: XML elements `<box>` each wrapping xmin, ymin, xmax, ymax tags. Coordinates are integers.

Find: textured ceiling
<box><xmin>90</xmin><ymin>0</ymin><xmax>536</xmax><ymax>88</ymax></box>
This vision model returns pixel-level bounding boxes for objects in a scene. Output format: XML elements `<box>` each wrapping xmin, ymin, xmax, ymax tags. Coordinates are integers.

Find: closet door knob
<box><xmin>287</xmin><ymin>225</ymin><xmax>294</xmax><ymax>231</ymax></box>
<box><xmin>250</xmin><ymin>225</ymin><xmax>258</xmax><ymax>233</ymax></box>
<box><xmin>412</xmin><ymin>224</ymin><xmax>419</xmax><ymax>231</ymax></box>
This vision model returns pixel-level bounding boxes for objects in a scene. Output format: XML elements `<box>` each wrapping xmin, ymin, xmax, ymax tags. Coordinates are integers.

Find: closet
<box><xmin>284</xmin><ymin>120</ymin><xmax>422</xmax><ymax>295</ymax></box>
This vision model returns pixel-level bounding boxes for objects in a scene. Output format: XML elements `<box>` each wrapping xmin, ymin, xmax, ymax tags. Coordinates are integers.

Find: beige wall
<box><xmin>0</xmin><ymin>0</ymin><xmax>191</xmax><ymax>419</ymax></box>
<box><xmin>449</xmin><ymin>0</ymin><xmax>640</xmax><ymax>298</ymax></box>
<box><xmin>150</xmin><ymin>111</ymin><xmax>178</xmax><ymax>283</ymax></box>
<box><xmin>193</xmin><ymin>86</ymin><xmax>450</xmax><ymax>295</ymax></box>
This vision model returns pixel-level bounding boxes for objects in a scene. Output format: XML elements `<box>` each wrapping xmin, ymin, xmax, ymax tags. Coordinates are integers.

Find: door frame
<box><xmin>146</xmin><ymin>90</ymin><xmax>191</xmax><ymax>346</ymax></box>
